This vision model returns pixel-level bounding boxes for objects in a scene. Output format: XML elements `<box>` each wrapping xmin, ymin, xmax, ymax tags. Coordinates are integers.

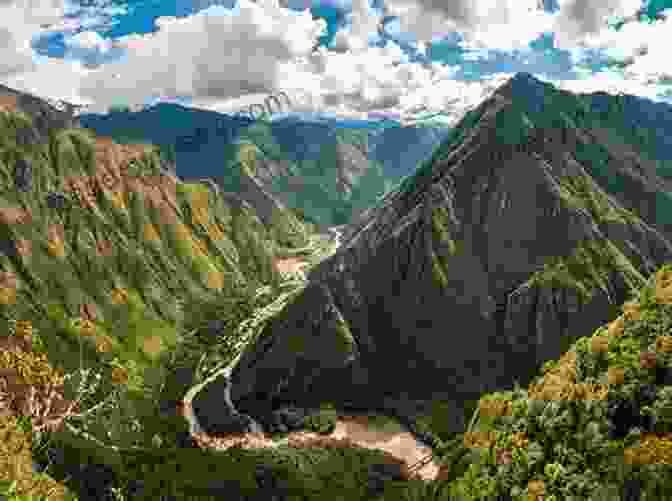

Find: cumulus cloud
<box><xmin>382</xmin><ymin>0</ymin><xmax>555</xmax><ymax>49</ymax></box>
<box><xmin>73</xmin><ymin>0</ymin><xmax>487</xmax><ymax>122</ymax></box>
<box><xmin>552</xmin><ymin>0</ymin><xmax>642</xmax><ymax>47</ymax></box>
<box><xmin>251</xmin><ymin>37</ymin><xmax>512</xmax><ymax>125</ymax></box>
<box><xmin>552</xmin><ymin>67</ymin><xmax>671</xmax><ymax>102</ymax></box>
<box><xmin>563</xmin><ymin>8</ymin><xmax>672</xmax><ymax>91</ymax></box>
<box><xmin>381</xmin><ymin>0</ymin><xmax>642</xmax><ymax>51</ymax></box>
<box><xmin>4</xmin><ymin>0</ymin><xmax>666</xmax><ymax>124</ymax></box>
<box><xmin>75</xmin><ymin>0</ymin><xmax>327</xmax><ymax>113</ymax></box>
<box><xmin>331</xmin><ymin>0</ymin><xmax>381</xmax><ymax>52</ymax></box>
<box><xmin>2</xmin><ymin>53</ymin><xmax>94</xmax><ymax>106</ymax></box>
<box><xmin>0</xmin><ymin>0</ymin><xmax>66</xmax><ymax>77</ymax></box>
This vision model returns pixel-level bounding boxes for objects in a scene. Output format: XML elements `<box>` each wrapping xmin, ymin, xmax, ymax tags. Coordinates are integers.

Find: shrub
<box><xmin>304</xmin><ymin>403</ymin><xmax>337</xmax><ymax>435</ymax></box>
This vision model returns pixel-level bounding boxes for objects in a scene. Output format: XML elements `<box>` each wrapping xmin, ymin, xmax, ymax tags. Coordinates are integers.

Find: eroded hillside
<box><xmin>0</xmin><ymin>89</ymin><xmax>318</xmax><ymax>500</ymax></box>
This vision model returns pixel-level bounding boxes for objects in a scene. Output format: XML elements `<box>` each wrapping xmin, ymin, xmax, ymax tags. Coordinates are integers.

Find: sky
<box><xmin>0</xmin><ymin>0</ymin><xmax>671</xmax><ymax>125</ymax></box>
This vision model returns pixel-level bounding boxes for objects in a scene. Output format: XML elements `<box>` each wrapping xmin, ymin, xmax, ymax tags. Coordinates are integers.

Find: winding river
<box><xmin>179</xmin><ymin>224</ymin><xmax>442</xmax><ymax>481</ymax></box>
<box><xmin>181</xmin><ymin>349</ymin><xmax>263</xmax><ymax>436</ymax></box>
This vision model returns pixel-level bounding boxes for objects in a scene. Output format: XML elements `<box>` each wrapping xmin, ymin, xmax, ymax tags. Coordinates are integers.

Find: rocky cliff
<box><xmin>228</xmin><ymin>73</ymin><xmax>672</xmax><ymax>435</ymax></box>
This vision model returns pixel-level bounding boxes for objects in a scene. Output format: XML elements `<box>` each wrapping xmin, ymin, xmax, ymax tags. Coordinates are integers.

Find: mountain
<box><xmin>78</xmin><ymin>103</ymin><xmax>449</xmax><ymax>228</ymax></box>
<box><xmin>223</xmin><ymin>72</ymin><xmax>672</xmax><ymax>441</ymax></box>
<box><xmin>8</xmin><ymin>77</ymin><xmax>672</xmax><ymax>501</ymax></box>
<box><xmin>219</xmin><ymin>122</ymin><xmax>390</xmax><ymax>228</ymax></box>
<box><xmin>0</xmin><ymin>85</ymin><xmax>317</xmax><ymax>499</ymax></box>
<box><xmin>367</xmin><ymin>125</ymin><xmax>451</xmax><ymax>179</ymax></box>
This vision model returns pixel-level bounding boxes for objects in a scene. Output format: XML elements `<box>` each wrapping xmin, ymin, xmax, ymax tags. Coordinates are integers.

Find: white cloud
<box><xmin>551</xmin><ymin>0</ymin><xmax>642</xmax><ymax>48</ymax></box>
<box><xmin>2</xmin><ymin>53</ymin><xmax>94</xmax><ymax>106</ymax></box>
<box><xmin>332</xmin><ymin>0</ymin><xmax>381</xmax><ymax>52</ymax></box>
<box><xmin>560</xmin><ymin>10</ymin><xmax>672</xmax><ymax>89</ymax></box>
<box><xmin>381</xmin><ymin>0</ymin><xmax>643</xmax><ymax>52</ymax></box>
<box><xmin>383</xmin><ymin>0</ymin><xmax>556</xmax><ymax>50</ymax></box>
<box><xmin>233</xmin><ymin>38</ymin><xmax>512</xmax><ymax>125</ymax></box>
<box><xmin>551</xmin><ymin>67</ymin><xmax>671</xmax><ymax>102</ymax></box>
<box><xmin>2</xmin><ymin>0</ymin><xmax>665</xmax><ymax>125</ymax></box>
<box><xmin>64</xmin><ymin>0</ymin><xmax>485</xmax><ymax>122</ymax></box>
<box><xmin>0</xmin><ymin>0</ymin><xmax>66</xmax><ymax>77</ymax></box>
<box><xmin>74</xmin><ymin>0</ymin><xmax>327</xmax><ymax>113</ymax></box>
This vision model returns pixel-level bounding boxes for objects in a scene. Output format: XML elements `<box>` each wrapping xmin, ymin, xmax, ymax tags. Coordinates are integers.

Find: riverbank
<box><xmin>180</xmin><ymin>222</ymin><xmax>444</xmax><ymax>482</ymax></box>
<box><xmin>180</xmin><ymin>345</ymin><xmax>444</xmax><ymax>482</ymax></box>
<box><xmin>183</xmin><ymin>390</ymin><xmax>442</xmax><ymax>481</ymax></box>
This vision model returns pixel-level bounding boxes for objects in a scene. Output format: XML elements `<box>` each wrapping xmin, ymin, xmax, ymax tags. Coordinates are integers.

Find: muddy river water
<box><xmin>180</xmin><ymin>225</ymin><xmax>442</xmax><ymax>481</ymax></box>
<box><xmin>180</xmin><ymin>347</ymin><xmax>441</xmax><ymax>482</ymax></box>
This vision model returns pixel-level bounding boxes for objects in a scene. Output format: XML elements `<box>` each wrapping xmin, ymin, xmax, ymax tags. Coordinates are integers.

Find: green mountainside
<box><xmin>224</xmin><ymin>73</ymin><xmax>672</xmax><ymax>501</ymax></box>
<box><xmin>434</xmin><ymin>266</ymin><xmax>672</xmax><ymax>501</ymax></box>
<box><xmin>0</xmin><ymin>95</ymin><xmax>338</xmax><ymax>500</ymax></box>
<box><xmin>8</xmin><ymin>74</ymin><xmax>672</xmax><ymax>501</ymax></box>
<box><xmin>220</xmin><ymin>122</ymin><xmax>391</xmax><ymax>228</ymax></box>
<box><xmin>0</xmin><ymin>88</ymin><xmax>442</xmax><ymax>501</ymax></box>
<box><xmin>77</xmin><ymin>104</ymin><xmax>448</xmax><ymax>231</ymax></box>
<box><xmin>399</xmin><ymin>74</ymin><xmax>672</xmax><ymax>236</ymax></box>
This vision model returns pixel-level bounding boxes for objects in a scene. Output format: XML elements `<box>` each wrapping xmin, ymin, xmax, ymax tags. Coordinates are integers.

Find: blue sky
<box><xmin>0</xmin><ymin>0</ymin><xmax>671</xmax><ymax>125</ymax></box>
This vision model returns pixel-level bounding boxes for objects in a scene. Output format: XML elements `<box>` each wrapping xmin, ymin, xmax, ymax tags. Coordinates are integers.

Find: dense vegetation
<box><xmin>0</xmin><ymin>103</ymin><xmax>440</xmax><ymax>501</ymax></box>
<box><xmin>6</xmin><ymin>86</ymin><xmax>672</xmax><ymax>501</ymax></box>
<box><xmin>219</xmin><ymin>127</ymin><xmax>391</xmax><ymax>228</ymax></box>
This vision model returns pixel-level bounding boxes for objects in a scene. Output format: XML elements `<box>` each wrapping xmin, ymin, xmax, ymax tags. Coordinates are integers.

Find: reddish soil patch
<box><xmin>275</xmin><ymin>257</ymin><xmax>309</xmax><ymax>275</ymax></box>
<box><xmin>0</xmin><ymin>94</ymin><xmax>19</xmax><ymax>114</ymax></box>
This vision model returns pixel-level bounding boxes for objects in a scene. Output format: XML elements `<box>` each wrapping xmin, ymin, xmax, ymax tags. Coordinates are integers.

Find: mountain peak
<box><xmin>510</xmin><ymin>71</ymin><xmax>542</xmax><ymax>84</ymax></box>
<box><xmin>497</xmin><ymin>72</ymin><xmax>551</xmax><ymax>98</ymax></box>
<box><xmin>228</xmin><ymin>75</ymin><xmax>672</xmax><ymax>441</ymax></box>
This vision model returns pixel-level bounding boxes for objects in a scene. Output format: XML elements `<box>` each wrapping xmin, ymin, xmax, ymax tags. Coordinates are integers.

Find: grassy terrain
<box><xmin>6</xmin><ymin>91</ymin><xmax>672</xmax><ymax>500</ymax></box>
<box><xmin>0</xmin><ymin>104</ymin><xmax>446</xmax><ymax>501</ymax></box>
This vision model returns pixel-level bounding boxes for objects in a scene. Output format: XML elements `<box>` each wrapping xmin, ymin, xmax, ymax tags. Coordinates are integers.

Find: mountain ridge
<box><xmin>78</xmin><ymin>102</ymin><xmax>450</xmax><ymax>228</ymax></box>
<box><xmin>8</xmin><ymin>74</ymin><xmax>672</xmax><ymax>501</ymax></box>
<box><xmin>225</xmin><ymin>73</ymin><xmax>672</xmax><ymax>440</ymax></box>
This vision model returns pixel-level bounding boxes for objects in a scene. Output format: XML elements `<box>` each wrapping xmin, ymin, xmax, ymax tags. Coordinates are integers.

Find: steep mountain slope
<box><xmin>404</xmin><ymin>73</ymin><xmax>672</xmax><ymax>239</ymax></box>
<box><xmin>582</xmin><ymin>89</ymin><xmax>672</xmax><ymax>183</ymax></box>
<box><xmin>1</xmin><ymin>86</ymin><xmax>439</xmax><ymax>501</ymax></box>
<box><xmin>367</xmin><ymin>125</ymin><xmax>451</xmax><ymax>179</ymax></box>
<box><xmin>226</xmin><ymin>73</ymin><xmax>672</xmax><ymax>441</ymax></box>
<box><xmin>220</xmin><ymin>123</ymin><xmax>392</xmax><ymax>228</ymax></box>
<box><xmin>0</xmin><ymin>86</ymin><xmax>315</xmax><ymax>499</ymax></box>
<box><xmin>432</xmin><ymin>265</ymin><xmax>672</xmax><ymax>500</ymax></box>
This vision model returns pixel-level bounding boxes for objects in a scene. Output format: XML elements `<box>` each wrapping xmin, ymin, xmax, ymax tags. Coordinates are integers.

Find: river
<box><xmin>179</xmin><ymin>223</ymin><xmax>443</xmax><ymax>481</ymax></box>
<box><xmin>181</xmin><ymin>348</ymin><xmax>264</xmax><ymax>436</ymax></box>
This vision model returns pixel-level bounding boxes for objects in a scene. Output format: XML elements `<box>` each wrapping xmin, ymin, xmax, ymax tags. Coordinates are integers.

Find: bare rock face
<box><xmin>228</xmin><ymin>73</ymin><xmax>672</xmax><ymax>433</ymax></box>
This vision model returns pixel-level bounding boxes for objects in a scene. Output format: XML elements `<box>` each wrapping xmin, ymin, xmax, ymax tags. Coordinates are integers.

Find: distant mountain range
<box><xmin>78</xmin><ymin>104</ymin><xmax>450</xmax><ymax>228</ymax></box>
